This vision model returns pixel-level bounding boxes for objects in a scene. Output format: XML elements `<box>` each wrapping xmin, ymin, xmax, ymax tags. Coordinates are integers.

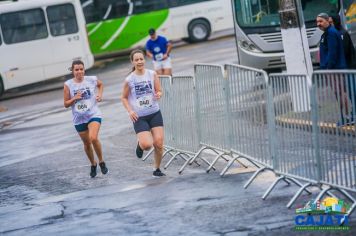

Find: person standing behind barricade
<box><xmin>317</xmin><ymin>13</ymin><xmax>350</xmax><ymax>126</ymax></box>
<box><xmin>317</xmin><ymin>13</ymin><xmax>347</xmax><ymax>70</ymax></box>
<box><xmin>121</xmin><ymin>49</ymin><xmax>166</xmax><ymax>177</ymax></box>
<box><xmin>329</xmin><ymin>15</ymin><xmax>356</xmax><ymax>126</ymax></box>
<box><xmin>63</xmin><ymin>60</ymin><xmax>108</xmax><ymax>178</ymax></box>
<box><xmin>145</xmin><ymin>28</ymin><xmax>173</xmax><ymax>76</ymax></box>
<box><xmin>329</xmin><ymin>15</ymin><xmax>356</xmax><ymax>69</ymax></box>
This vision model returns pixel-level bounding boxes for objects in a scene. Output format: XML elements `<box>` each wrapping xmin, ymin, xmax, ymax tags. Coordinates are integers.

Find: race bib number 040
<box><xmin>137</xmin><ymin>96</ymin><xmax>153</xmax><ymax>109</ymax></box>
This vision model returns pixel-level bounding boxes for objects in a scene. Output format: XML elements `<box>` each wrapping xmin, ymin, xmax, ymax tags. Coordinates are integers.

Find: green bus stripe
<box><xmin>87</xmin><ymin>9</ymin><xmax>169</xmax><ymax>55</ymax></box>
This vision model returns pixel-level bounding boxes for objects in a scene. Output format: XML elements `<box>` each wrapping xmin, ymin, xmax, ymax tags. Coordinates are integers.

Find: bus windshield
<box><xmin>234</xmin><ymin>0</ymin><xmax>339</xmax><ymax>29</ymax></box>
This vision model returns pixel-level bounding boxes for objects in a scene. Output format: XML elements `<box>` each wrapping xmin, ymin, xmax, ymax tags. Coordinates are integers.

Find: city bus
<box><xmin>231</xmin><ymin>0</ymin><xmax>341</xmax><ymax>70</ymax></box>
<box><xmin>0</xmin><ymin>0</ymin><xmax>94</xmax><ymax>97</ymax></box>
<box><xmin>80</xmin><ymin>0</ymin><xmax>234</xmax><ymax>57</ymax></box>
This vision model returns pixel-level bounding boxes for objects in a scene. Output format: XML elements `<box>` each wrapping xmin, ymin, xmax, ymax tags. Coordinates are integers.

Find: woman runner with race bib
<box><xmin>121</xmin><ymin>49</ymin><xmax>166</xmax><ymax>177</ymax></box>
<box><xmin>63</xmin><ymin>60</ymin><xmax>108</xmax><ymax>178</ymax></box>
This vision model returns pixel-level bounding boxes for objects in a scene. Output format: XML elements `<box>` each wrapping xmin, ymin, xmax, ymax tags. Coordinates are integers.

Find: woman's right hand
<box><xmin>73</xmin><ymin>91</ymin><xmax>82</xmax><ymax>101</ymax></box>
<box><xmin>128</xmin><ymin>110</ymin><xmax>138</xmax><ymax>122</ymax></box>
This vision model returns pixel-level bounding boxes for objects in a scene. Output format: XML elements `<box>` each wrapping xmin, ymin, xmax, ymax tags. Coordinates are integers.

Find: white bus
<box><xmin>0</xmin><ymin>0</ymin><xmax>94</xmax><ymax>97</ymax></box>
<box><xmin>81</xmin><ymin>0</ymin><xmax>234</xmax><ymax>57</ymax></box>
<box><xmin>231</xmin><ymin>0</ymin><xmax>341</xmax><ymax>70</ymax></box>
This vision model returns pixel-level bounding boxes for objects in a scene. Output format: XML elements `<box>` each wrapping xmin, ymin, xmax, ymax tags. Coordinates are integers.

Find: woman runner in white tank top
<box><xmin>121</xmin><ymin>50</ymin><xmax>166</xmax><ymax>177</ymax></box>
<box><xmin>63</xmin><ymin>60</ymin><xmax>108</xmax><ymax>178</ymax></box>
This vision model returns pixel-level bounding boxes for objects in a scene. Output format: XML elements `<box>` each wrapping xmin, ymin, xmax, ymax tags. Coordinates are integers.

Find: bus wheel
<box><xmin>188</xmin><ymin>19</ymin><xmax>211</xmax><ymax>43</ymax></box>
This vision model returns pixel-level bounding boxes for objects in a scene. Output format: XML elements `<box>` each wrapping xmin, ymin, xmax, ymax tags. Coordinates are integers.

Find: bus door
<box><xmin>45</xmin><ymin>3</ymin><xmax>85</xmax><ymax>79</ymax></box>
<box><xmin>0</xmin><ymin>8</ymin><xmax>51</xmax><ymax>89</ymax></box>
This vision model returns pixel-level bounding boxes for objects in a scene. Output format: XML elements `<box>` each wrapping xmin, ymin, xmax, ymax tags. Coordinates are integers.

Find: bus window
<box><xmin>81</xmin><ymin>0</ymin><xmax>100</xmax><ymax>23</ymax></box>
<box><xmin>0</xmin><ymin>32</ymin><xmax>2</xmax><ymax>45</ymax></box>
<box><xmin>0</xmin><ymin>8</ymin><xmax>48</xmax><ymax>44</ymax></box>
<box><xmin>234</xmin><ymin>0</ymin><xmax>338</xmax><ymax>29</ymax></box>
<box><xmin>133</xmin><ymin>0</ymin><xmax>168</xmax><ymax>14</ymax></box>
<box><xmin>47</xmin><ymin>4</ymin><xmax>78</xmax><ymax>36</ymax></box>
<box><xmin>92</xmin><ymin>0</ymin><xmax>130</xmax><ymax>20</ymax></box>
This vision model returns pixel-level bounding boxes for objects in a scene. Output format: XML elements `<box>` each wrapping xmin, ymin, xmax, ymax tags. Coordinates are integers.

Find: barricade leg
<box><xmin>286</xmin><ymin>178</ymin><xmax>312</xmax><ymax>195</ymax></box>
<box><xmin>220</xmin><ymin>155</ymin><xmax>240</xmax><ymax>176</ymax></box>
<box><xmin>142</xmin><ymin>147</ymin><xmax>155</xmax><ymax>161</ymax></box>
<box><xmin>287</xmin><ymin>183</ymin><xmax>313</xmax><ymax>208</ymax></box>
<box><xmin>164</xmin><ymin>152</ymin><xmax>180</xmax><ymax>169</ymax></box>
<box><xmin>179</xmin><ymin>146</ymin><xmax>213</xmax><ymax>174</ymax></box>
<box><xmin>164</xmin><ymin>152</ymin><xmax>198</xmax><ymax>170</ymax></box>
<box><xmin>262</xmin><ymin>175</ymin><xmax>288</xmax><ymax>200</ymax></box>
<box><xmin>244</xmin><ymin>166</ymin><xmax>272</xmax><ymax>189</ymax></box>
<box><xmin>206</xmin><ymin>153</ymin><xmax>230</xmax><ymax>173</ymax></box>
<box><xmin>142</xmin><ymin>146</ymin><xmax>173</xmax><ymax>161</ymax></box>
<box><xmin>314</xmin><ymin>186</ymin><xmax>331</xmax><ymax>202</ymax></box>
<box><xmin>235</xmin><ymin>159</ymin><xmax>248</xmax><ymax>168</ymax></box>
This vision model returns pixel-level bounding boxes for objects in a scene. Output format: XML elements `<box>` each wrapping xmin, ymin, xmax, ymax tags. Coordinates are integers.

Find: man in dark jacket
<box><xmin>317</xmin><ymin>13</ymin><xmax>347</xmax><ymax>70</ymax></box>
<box><xmin>329</xmin><ymin>15</ymin><xmax>356</xmax><ymax>69</ymax></box>
<box><xmin>317</xmin><ymin>13</ymin><xmax>352</xmax><ymax>126</ymax></box>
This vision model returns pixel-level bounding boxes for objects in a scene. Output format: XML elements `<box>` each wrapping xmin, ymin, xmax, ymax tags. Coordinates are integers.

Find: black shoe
<box><xmin>153</xmin><ymin>168</ymin><xmax>166</xmax><ymax>177</ymax></box>
<box><xmin>99</xmin><ymin>162</ymin><xmax>108</xmax><ymax>175</ymax></box>
<box><xmin>90</xmin><ymin>164</ymin><xmax>97</xmax><ymax>178</ymax></box>
<box><xmin>136</xmin><ymin>142</ymin><xmax>143</xmax><ymax>158</ymax></box>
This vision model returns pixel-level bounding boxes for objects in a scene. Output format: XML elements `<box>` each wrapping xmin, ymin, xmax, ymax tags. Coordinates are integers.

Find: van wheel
<box><xmin>188</xmin><ymin>19</ymin><xmax>211</xmax><ymax>43</ymax></box>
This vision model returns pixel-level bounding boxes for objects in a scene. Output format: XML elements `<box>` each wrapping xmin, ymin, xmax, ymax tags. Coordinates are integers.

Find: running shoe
<box><xmin>153</xmin><ymin>168</ymin><xmax>166</xmax><ymax>177</ymax></box>
<box><xmin>136</xmin><ymin>142</ymin><xmax>143</xmax><ymax>158</ymax></box>
<box><xmin>90</xmin><ymin>164</ymin><xmax>97</xmax><ymax>178</ymax></box>
<box><xmin>99</xmin><ymin>162</ymin><xmax>108</xmax><ymax>175</ymax></box>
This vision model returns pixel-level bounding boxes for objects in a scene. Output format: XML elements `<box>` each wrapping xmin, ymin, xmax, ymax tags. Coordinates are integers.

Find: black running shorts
<box><xmin>133</xmin><ymin>110</ymin><xmax>164</xmax><ymax>134</ymax></box>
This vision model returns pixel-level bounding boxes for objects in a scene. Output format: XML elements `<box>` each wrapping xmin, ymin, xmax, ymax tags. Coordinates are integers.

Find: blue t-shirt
<box><xmin>319</xmin><ymin>26</ymin><xmax>347</xmax><ymax>69</ymax></box>
<box><xmin>146</xmin><ymin>35</ymin><xmax>169</xmax><ymax>61</ymax></box>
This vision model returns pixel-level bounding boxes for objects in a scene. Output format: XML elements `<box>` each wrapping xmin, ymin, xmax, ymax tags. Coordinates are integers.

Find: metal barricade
<box><xmin>311</xmin><ymin>71</ymin><xmax>356</xmax><ymax>217</ymax></box>
<box><xmin>223</xmin><ymin>64</ymin><xmax>271</xmax><ymax>177</ymax></box>
<box><xmin>163</xmin><ymin>76</ymin><xmax>210</xmax><ymax>170</ymax></box>
<box><xmin>178</xmin><ymin>64</ymin><xmax>233</xmax><ymax>174</ymax></box>
<box><xmin>267</xmin><ymin>74</ymin><xmax>317</xmax><ymax>207</ymax></box>
<box><xmin>142</xmin><ymin>76</ymin><xmax>174</xmax><ymax>161</ymax></box>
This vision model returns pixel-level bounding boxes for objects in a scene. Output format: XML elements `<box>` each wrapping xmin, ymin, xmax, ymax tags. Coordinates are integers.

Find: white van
<box><xmin>0</xmin><ymin>0</ymin><xmax>94</xmax><ymax>96</ymax></box>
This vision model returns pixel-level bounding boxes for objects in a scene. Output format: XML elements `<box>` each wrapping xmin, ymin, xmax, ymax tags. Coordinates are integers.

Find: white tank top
<box><xmin>125</xmin><ymin>69</ymin><xmax>160</xmax><ymax>117</ymax></box>
<box><xmin>64</xmin><ymin>76</ymin><xmax>102</xmax><ymax>125</ymax></box>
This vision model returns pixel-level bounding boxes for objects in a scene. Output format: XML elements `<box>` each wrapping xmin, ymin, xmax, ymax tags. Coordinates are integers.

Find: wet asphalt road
<box><xmin>0</xmin><ymin>35</ymin><xmax>356</xmax><ymax>235</ymax></box>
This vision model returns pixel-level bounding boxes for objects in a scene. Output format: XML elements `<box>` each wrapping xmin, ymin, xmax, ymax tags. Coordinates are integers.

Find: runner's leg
<box><xmin>137</xmin><ymin>131</ymin><xmax>153</xmax><ymax>151</ymax></box>
<box><xmin>78</xmin><ymin>130</ymin><xmax>96</xmax><ymax>166</ymax></box>
<box><xmin>88</xmin><ymin>121</ymin><xmax>103</xmax><ymax>163</ymax></box>
<box><xmin>151</xmin><ymin>127</ymin><xmax>164</xmax><ymax>169</ymax></box>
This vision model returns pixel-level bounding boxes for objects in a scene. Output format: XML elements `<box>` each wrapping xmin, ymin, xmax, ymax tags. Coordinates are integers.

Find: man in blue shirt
<box><xmin>317</xmin><ymin>13</ymin><xmax>351</xmax><ymax>126</ymax></box>
<box><xmin>145</xmin><ymin>28</ymin><xmax>172</xmax><ymax>75</ymax></box>
<box><xmin>317</xmin><ymin>13</ymin><xmax>346</xmax><ymax>70</ymax></box>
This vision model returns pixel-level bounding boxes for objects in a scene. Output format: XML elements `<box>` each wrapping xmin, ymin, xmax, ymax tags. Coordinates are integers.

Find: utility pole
<box><xmin>279</xmin><ymin>0</ymin><xmax>312</xmax><ymax>112</ymax></box>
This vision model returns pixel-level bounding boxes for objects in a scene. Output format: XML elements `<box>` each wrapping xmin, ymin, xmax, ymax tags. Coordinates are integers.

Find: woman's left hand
<box><xmin>154</xmin><ymin>91</ymin><xmax>162</xmax><ymax>100</ymax></box>
<box><xmin>96</xmin><ymin>95</ymin><xmax>102</xmax><ymax>102</ymax></box>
